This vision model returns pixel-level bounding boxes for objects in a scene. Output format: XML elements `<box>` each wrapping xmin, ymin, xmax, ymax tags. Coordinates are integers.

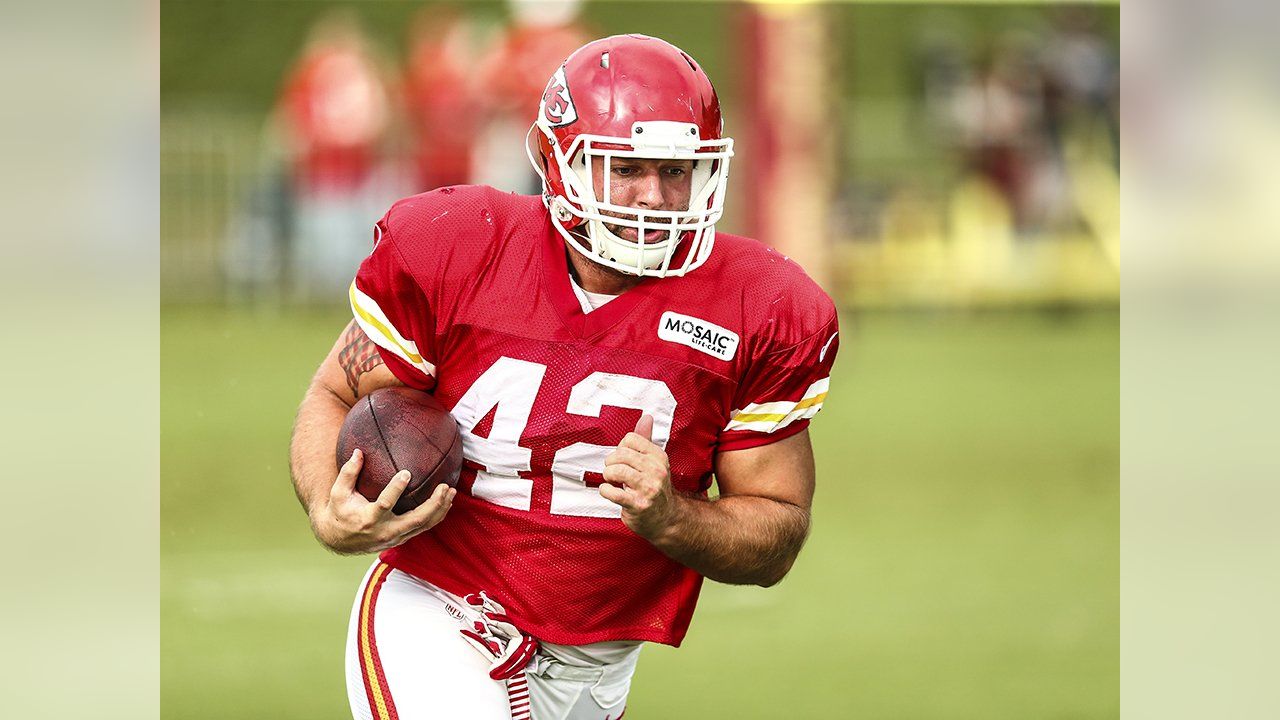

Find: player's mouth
<box><xmin>615</xmin><ymin>227</ymin><xmax>667</xmax><ymax>243</ymax></box>
<box><xmin>599</xmin><ymin>209</ymin><xmax>672</xmax><ymax>245</ymax></box>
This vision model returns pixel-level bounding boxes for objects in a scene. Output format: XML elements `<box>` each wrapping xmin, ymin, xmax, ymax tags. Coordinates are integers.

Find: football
<box><xmin>336</xmin><ymin>387</ymin><xmax>463</xmax><ymax>514</ymax></box>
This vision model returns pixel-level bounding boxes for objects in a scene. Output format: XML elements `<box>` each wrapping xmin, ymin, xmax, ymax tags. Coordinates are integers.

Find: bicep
<box><xmin>312</xmin><ymin>320</ymin><xmax>405</xmax><ymax>406</ymax></box>
<box><xmin>712</xmin><ymin>429</ymin><xmax>816</xmax><ymax>511</ymax></box>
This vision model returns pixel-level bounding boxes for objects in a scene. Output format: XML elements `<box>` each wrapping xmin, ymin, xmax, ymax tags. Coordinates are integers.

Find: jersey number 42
<box><xmin>450</xmin><ymin>357</ymin><xmax>678</xmax><ymax>519</ymax></box>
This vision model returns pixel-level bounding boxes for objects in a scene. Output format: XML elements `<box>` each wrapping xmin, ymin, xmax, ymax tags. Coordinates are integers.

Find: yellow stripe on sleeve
<box><xmin>730</xmin><ymin>392</ymin><xmax>827</xmax><ymax>424</ymax></box>
<box><xmin>348</xmin><ymin>281</ymin><xmax>437</xmax><ymax>378</ymax></box>
<box><xmin>349</xmin><ymin>282</ymin><xmax>425</xmax><ymax>365</ymax></box>
<box><xmin>724</xmin><ymin>376</ymin><xmax>830</xmax><ymax>433</ymax></box>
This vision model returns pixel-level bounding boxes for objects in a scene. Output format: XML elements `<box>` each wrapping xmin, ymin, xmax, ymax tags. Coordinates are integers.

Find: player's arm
<box><xmin>290</xmin><ymin>320</ymin><xmax>454</xmax><ymax>554</ymax></box>
<box><xmin>601</xmin><ymin>418</ymin><xmax>814</xmax><ymax>587</ymax></box>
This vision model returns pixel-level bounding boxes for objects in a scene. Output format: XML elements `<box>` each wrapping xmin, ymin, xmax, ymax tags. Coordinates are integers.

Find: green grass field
<box><xmin>161</xmin><ymin>307</ymin><xmax>1117</xmax><ymax>719</ymax></box>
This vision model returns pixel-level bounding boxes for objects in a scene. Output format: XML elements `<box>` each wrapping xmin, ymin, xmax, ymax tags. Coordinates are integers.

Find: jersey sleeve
<box><xmin>717</xmin><ymin>311</ymin><xmax>840</xmax><ymax>453</ymax></box>
<box><xmin>349</xmin><ymin>217</ymin><xmax>438</xmax><ymax>391</ymax></box>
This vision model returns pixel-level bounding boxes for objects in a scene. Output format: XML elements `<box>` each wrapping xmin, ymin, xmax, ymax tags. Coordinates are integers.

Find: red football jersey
<box><xmin>350</xmin><ymin>186</ymin><xmax>839</xmax><ymax>647</ymax></box>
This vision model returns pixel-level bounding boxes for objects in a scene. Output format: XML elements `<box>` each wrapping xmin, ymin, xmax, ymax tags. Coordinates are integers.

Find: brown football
<box><xmin>335</xmin><ymin>387</ymin><xmax>463</xmax><ymax>515</ymax></box>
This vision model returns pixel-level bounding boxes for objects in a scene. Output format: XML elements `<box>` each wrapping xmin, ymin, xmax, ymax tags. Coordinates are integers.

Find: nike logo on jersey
<box><xmin>658</xmin><ymin>311</ymin><xmax>739</xmax><ymax>361</ymax></box>
<box><xmin>819</xmin><ymin>331</ymin><xmax>838</xmax><ymax>362</ymax></box>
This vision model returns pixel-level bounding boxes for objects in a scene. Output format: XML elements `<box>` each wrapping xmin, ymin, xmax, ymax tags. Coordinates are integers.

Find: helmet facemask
<box><xmin>528</xmin><ymin>120</ymin><xmax>733</xmax><ymax>277</ymax></box>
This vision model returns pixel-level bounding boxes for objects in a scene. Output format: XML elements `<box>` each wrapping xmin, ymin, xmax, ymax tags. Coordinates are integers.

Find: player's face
<box><xmin>590</xmin><ymin>157</ymin><xmax>694</xmax><ymax>244</ymax></box>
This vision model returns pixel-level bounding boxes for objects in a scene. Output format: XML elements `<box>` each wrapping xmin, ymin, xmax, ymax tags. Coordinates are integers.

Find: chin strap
<box><xmin>457</xmin><ymin>591</ymin><xmax>541</xmax><ymax>681</ymax></box>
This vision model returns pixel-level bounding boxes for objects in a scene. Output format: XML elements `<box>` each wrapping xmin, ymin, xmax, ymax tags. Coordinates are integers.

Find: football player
<box><xmin>290</xmin><ymin>34</ymin><xmax>840</xmax><ymax>720</ymax></box>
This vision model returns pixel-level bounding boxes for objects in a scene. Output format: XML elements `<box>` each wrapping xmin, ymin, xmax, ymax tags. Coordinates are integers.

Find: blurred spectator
<box><xmin>229</xmin><ymin>10</ymin><xmax>397</xmax><ymax>303</ymax></box>
<box><xmin>471</xmin><ymin>0</ymin><xmax>591</xmax><ymax>194</ymax></box>
<box><xmin>282</xmin><ymin>11</ymin><xmax>394</xmax><ymax>301</ymax></box>
<box><xmin>949</xmin><ymin>29</ymin><xmax>1050</xmax><ymax>233</ymax></box>
<box><xmin>1043</xmin><ymin>7</ymin><xmax>1118</xmax><ymax>141</ymax></box>
<box><xmin>915</xmin><ymin>15</ymin><xmax>1116</xmax><ymax>240</ymax></box>
<box><xmin>280</xmin><ymin>11</ymin><xmax>390</xmax><ymax>198</ymax></box>
<box><xmin>403</xmin><ymin>5</ymin><xmax>479</xmax><ymax>192</ymax></box>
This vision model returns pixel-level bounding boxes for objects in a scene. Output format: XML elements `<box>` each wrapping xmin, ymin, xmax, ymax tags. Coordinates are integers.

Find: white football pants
<box><xmin>346</xmin><ymin>560</ymin><xmax>640</xmax><ymax>720</ymax></box>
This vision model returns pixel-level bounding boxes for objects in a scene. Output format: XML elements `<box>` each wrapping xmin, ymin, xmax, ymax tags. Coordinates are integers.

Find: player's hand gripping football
<box><xmin>311</xmin><ymin>449</ymin><xmax>456</xmax><ymax>554</ymax></box>
<box><xmin>600</xmin><ymin>415</ymin><xmax>679</xmax><ymax>539</ymax></box>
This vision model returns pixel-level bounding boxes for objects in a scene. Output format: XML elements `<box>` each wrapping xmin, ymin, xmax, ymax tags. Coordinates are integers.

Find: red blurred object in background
<box><xmin>471</xmin><ymin>4</ymin><xmax>591</xmax><ymax>193</ymax></box>
<box><xmin>279</xmin><ymin>13</ymin><xmax>390</xmax><ymax>196</ymax></box>
<box><xmin>403</xmin><ymin>7</ymin><xmax>479</xmax><ymax>191</ymax></box>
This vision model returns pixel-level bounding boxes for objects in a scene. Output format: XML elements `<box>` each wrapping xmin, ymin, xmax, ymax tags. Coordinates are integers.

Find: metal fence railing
<box><xmin>161</xmin><ymin>113</ymin><xmax>261</xmax><ymax>302</ymax></box>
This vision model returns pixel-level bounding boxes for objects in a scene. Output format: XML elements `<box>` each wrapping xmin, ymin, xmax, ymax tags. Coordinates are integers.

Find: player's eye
<box><xmin>612</xmin><ymin>165</ymin><xmax>637</xmax><ymax>176</ymax></box>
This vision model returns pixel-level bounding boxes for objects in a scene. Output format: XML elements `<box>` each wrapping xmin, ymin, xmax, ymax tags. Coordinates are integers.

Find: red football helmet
<box><xmin>526</xmin><ymin>34</ymin><xmax>734</xmax><ymax>277</ymax></box>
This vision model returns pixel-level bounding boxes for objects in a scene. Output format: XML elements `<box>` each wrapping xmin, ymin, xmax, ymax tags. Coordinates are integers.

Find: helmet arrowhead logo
<box><xmin>540</xmin><ymin>66</ymin><xmax>577</xmax><ymax>127</ymax></box>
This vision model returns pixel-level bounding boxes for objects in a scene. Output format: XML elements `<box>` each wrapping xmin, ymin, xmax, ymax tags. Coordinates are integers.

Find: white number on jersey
<box><xmin>449</xmin><ymin>358</ymin><xmax>677</xmax><ymax>518</ymax></box>
<box><xmin>551</xmin><ymin>372</ymin><xmax>676</xmax><ymax>518</ymax></box>
<box><xmin>450</xmin><ymin>357</ymin><xmax>544</xmax><ymax>511</ymax></box>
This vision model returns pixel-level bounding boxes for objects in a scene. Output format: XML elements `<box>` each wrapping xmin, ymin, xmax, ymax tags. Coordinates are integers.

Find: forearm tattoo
<box><xmin>337</xmin><ymin>320</ymin><xmax>385</xmax><ymax>396</ymax></box>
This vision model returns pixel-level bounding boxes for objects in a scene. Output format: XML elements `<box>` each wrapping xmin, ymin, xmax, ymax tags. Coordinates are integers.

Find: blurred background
<box><xmin>161</xmin><ymin>1</ymin><xmax>1118</xmax><ymax>718</ymax></box>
